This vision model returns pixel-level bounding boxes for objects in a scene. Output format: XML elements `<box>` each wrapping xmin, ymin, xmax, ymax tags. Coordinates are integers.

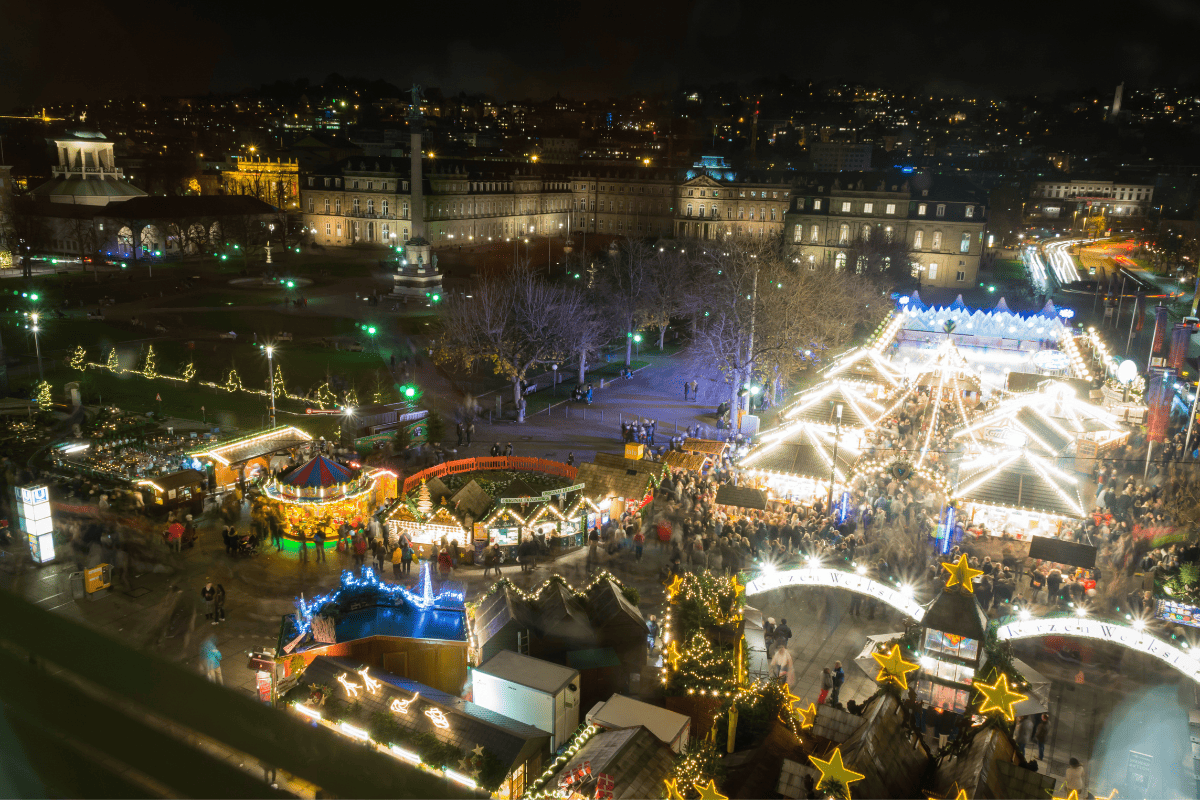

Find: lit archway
<box><xmin>744</xmin><ymin>567</ymin><xmax>926</xmax><ymax>621</ymax></box>
<box><xmin>996</xmin><ymin>617</ymin><xmax>1200</xmax><ymax>682</ymax></box>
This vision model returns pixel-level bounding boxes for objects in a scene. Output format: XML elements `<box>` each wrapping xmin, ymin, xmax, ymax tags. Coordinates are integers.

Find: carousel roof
<box><xmin>281</xmin><ymin>455</ymin><xmax>355</xmax><ymax>488</ymax></box>
<box><xmin>952</xmin><ymin>449</ymin><xmax>1085</xmax><ymax>519</ymax></box>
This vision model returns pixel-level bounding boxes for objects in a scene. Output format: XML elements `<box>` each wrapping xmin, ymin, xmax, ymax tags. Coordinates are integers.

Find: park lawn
<box><xmin>139</xmin><ymin>308</ymin><xmax>360</xmax><ymax>340</ymax></box>
<box><xmin>991</xmin><ymin>259</ymin><xmax>1026</xmax><ymax>282</ymax></box>
<box><xmin>152</xmin><ymin>289</ymin><xmax>282</xmax><ymax>308</ymax></box>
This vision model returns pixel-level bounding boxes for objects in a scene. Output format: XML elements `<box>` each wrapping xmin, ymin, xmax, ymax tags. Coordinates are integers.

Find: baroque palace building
<box><xmin>299</xmin><ymin>158</ymin><xmax>985</xmax><ymax>288</ymax></box>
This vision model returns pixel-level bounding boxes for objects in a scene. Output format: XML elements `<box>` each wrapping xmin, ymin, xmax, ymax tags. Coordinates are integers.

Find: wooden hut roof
<box><xmin>661</xmin><ymin>451</ymin><xmax>711</xmax><ymax>471</ymax></box>
<box><xmin>451</xmin><ymin>479</ymin><xmax>494</xmax><ymax>519</ymax></box>
<box><xmin>682</xmin><ymin>438</ymin><xmax>728</xmax><ymax>456</ymax></box>
<box><xmin>575</xmin><ymin>462</ymin><xmax>656</xmax><ymax>502</ymax></box>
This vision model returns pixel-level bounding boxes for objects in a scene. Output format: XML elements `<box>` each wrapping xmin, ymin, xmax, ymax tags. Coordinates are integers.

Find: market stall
<box><xmin>256</xmin><ymin>455</ymin><xmax>397</xmax><ymax>546</ymax></box>
<box><xmin>385</xmin><ymin>502</ymin><xmax>470</xmax><ymax>558</ymax></box>
<box><xmin>573</xmin><ymin>462</ymin><xmax>656</xmax><ymax>521</ymax></box>
<box><xmin>136</xmin><ymin>469</ymin><xmax>206</xmax><ymax>515</ymax></box>
<box><xmin>951</xmin><ymin>449</ymin><xmax>1086</xmax><ymax>541</ymax></box>
<box><xmin>739</xmin><ymin>419</ymin><xmax>865</xmax><ymax>504</ymax></box>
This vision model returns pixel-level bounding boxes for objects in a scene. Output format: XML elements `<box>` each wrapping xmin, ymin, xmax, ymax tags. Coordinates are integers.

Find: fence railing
<box><xmin>403</xmin><ymin>456</ymin><xmax>577</xmax><ymax>494</ymax></box>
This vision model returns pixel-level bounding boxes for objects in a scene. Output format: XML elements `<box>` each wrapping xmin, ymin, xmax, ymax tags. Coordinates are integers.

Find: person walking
<box><xmin>352</xmin><ymin>534</ymin><xmax>367</xmax><ymax>569</ymax></box>
<box><xmin>270</xmin><ymin>516</ymin><xmax>283</xmax><ymax>551</ymax></box>
<box><xmin>437</xmin><ymin>544</ymin><xmax>454</xmax><ymax>579</ymax></box>
<box><xmin>505</xmin><ymin>442</ymin><xmax>514</xmax><ymax>456</ymax></box>
<box><xmin>201</xmin><ymin>637</ymin><xmax>223</xmax><ymax>685</ymax></box>
<box><xmin>1014</xmin><ymin>714</ymin><xmax>1033</xmax><ymax>759</ymax></box>
<box><xmin>683</xmin><ymin>381</ymin><xmax>690</xmax><ymax>401</ymax></box>
<box><xmin>1034</xmin><ymin>713</ymin><xmax>1050</xmax><ymax>761</ymax></box>
<box><xmin>819</xmin><ymin>667</ymin><xmax>833</xmax><ymax>705</ymax></box>
<box><xmin>587</xmin><ymin>527</ymin><xmax>600</xmax><ymax>571</ymax></box>
<box><xmin>201</xmin><ymin>581</ymin><xmax>216</xmax><ymax>622</ymax></box>
<box><xmin>830</xmin><ymin>661</ymin><xmax>845</xmax><ymax>705</ymax></box>
<box><xmin>298</xmin><ymin>529</ymin><xmax>309</xmax><ymax>563</ymax></box>
<box><xmin>690</xmin><ymin>380</ymin><xmax>698</xmax><ymax>402</ymax></box>
<box><xmin>398</xmin><ymin>542</ymin><xmax>412</xmax><ymax>578</ymax></box>
<box><xmin>374</xmin><ymin>539</ymin><xmax>387</xmax><ymax>574</ymax></box>
<box><xmin>313</xmin><ymin>526</ymin><xmax>326</xmax><ymax>563</ymax></box>
<box><xmin>567</xmin><ymin>451</ymin><xmax>575</xmax><ymax>467</ymax></box>
<box><xmin>491</xmin><ymin>442</ymin><xmax>501</xmax><ymax>457</ymax></box>
<box><xmin>774</xmin><ymin>618</ymin><xmax>793</xmax><ymax>652</ymax></box>
<box><xmin>633</xmin><ymin>529</ymin><xmax>645</xmax><ymax>562</ymax></box>
<box><xmin>213</xmin><ymin>583</ymin><xmax>226</xmax><ymax>625</ymax></box>
<box><xmin>401</xmin><ymin>537</ymin><xmax>413</xmax><ymax>576</ymax></box>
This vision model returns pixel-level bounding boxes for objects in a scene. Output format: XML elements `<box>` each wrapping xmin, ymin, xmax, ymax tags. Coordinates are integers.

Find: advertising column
<box><xmin>16</xmin><ymin>484</ymin><xmax>54</xmax><ymax>564</ymax></box>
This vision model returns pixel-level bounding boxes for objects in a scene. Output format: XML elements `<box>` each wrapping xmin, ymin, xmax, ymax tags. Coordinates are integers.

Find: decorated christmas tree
<box><xmin>69</xmin><ymin>345</ymin><xmax>86</xmax><ymax>370</ymax></box>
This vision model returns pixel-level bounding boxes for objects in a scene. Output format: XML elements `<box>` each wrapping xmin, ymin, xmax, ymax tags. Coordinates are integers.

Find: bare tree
<box><xmin>434</xmin><ymin>269</ymin><xmax>579</xmax><ymax>422</ymax></box>
<box><xmin>640</xmin><ymin>247</ymin><xmax>692</xmax><ymax>350</ymax></box>
<box><xmin>688</xmin><ymin>238</ymin><xmax>877</xmax><ymax>429</ymax></box>
<box><xmin>835</xmin><ymin>226</ymin><xmax>919</xmax><ymax>291</ymax></box>
<box><xmin>10</xmin><ymin>199</ymin><xmax>50</xmax><ymax>277</ymax></box>
<box><xmin>599</xmin><ymin>237</ymin><xmax>652</xmax><ymax>366</ymax></box>
<box><xmin>66</xmin><ymin>215</ymin><xmax>100</xmax><ymax>280</ymax></box>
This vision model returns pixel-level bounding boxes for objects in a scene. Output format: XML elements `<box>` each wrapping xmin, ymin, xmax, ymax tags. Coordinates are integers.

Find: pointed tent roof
<box><xmin>822</xmin><ymin>348</ymin><xmax>904</xmax><ymax>391</ymax></box>
<box><xmin>922</xmin><ymin>582</ymin><xmax>990</xmax><ymax>641</ymax></box>
<box><xmin>280</xmin><ymin>454</ymin><xmax>355</xmax><ymax>488</ymax></box>
<box><xmin>954</xmin><ymin>381</ymin><xmax>1126</xmax><ymax>450</ymax></box>
<box><xmin>741</xmin><ymin>420</ymin><xmax>863</xmax><ymax>484</ymax></box>
<box><xmin>836</xmin><ymin>693</ymin><xmax>933</xmax><ymax>800</ymax></box>
<box><xmin>1038</xmin><ymin>299</ymin><xmax>1059</xmax><ymax>318</ymax></box>
<box><xmin>949</xmin><ymin>294</ymin><xmax>968</xmax><ymax>310</ymax></box>
<box><xmin>910</xmin><ymin>342</ymin><xmax>983</xmax><ymax>394</ymax></box>
<box><xmin>450</xmin><ymin>479</ymin><xmax>495</xmax><ymax>519</ymax></box>
<box><xmin>782</xmin><ymin>379</ymin><xmax>888</xmax><ymax>429</ymax></box>
<box><xmin>907</xmin><ymin>290</ymin><xmax>926</xmax><ymax>310</ymax></box>
<box><xmin>993</xmin><ymin>296</ymin><xmax>1011</xmax><ymax>313</ymax></box>
<box><xmin>953</xmin><ymin>449</ymin><xmax>1086</xmax><ymax>519</ymax></box>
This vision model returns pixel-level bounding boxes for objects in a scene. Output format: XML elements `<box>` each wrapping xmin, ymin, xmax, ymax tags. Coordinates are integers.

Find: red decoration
<box><xmin>595</xmin><ymin>772</ymin><xmax>615</xmax><ymax>800</ymax></box>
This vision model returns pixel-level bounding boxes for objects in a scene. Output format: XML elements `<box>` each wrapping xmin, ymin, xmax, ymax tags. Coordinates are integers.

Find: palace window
<box><xmin>884</xmin><ymin>226</ymin><xmax>893</xmax><ymax>242</ymax></box>
<box><xmin>793</xmin><ymin>224</ymin><xmax>802</xmax><ymax>243</ymax></box>
<box><xmin>839</xmin><ymin>223</ymin><xmax>849</xmax><ymax>244</ymax></box>
<box><xmin>402</xmin><ymin>201</ymin><xmax>409</xmax><ymax>218</ymax></box>
<box><xmin>931</xmin><ymin>231</ymin><xmax>942</xmax><ymax>251</ymax></box>
<box><xmin>334</xmin><ymin>199</ymin><xmax>341</xmax><ymax>213</ymax></box>
<box><xmin>353</xmin><ymin>198</ymin><xmax>360</xmax><ymax>213</ymax></box>
<box><xmin>863</xmin><ymin>203</ymin><xmax>873</xmax><ymax>214</ymax></box>
<box><xmin>913</xmin><ymin>230</ymin><xmax>923</xmax><ymax>248</ymax></box>
<box><xmin>308</xmin><ymin>198</ymin><xmax>314</xmax><ymax>213</ymax></box>
<box><xmin>382</xmin><ymin>200</ymin><xmax>389</xmax><ymax>216</ymax></box>
<box><xmin>367</xmin><ymin>199</ymin><xmax>374</xmax><ymax>215</ymax></box>
<box><xmin>841</xmin><ymin>201</ymin><xmax>851</xmax><ymax>212</ymax></box>
<box><xmin>917</xmin><ymin>203</ymin><xmax>927</xmax><ymax>215</ymax></box>
<box><xmin>810</xmin><ymin>224</ymin><xmax>819</xmax><ymax>242</ymax></box>
<box><xmin>965</xmin><ymin>206</ymin><xmax>974</xmax><ymax>218</ymax></box>
<box><xmin>956</xmin><ymin>270</ymin><xmax>966</xmax><ymax>282</ymax></box>
<box><xmin>835</xmin><ymin>253</ymin><xmax>847</xmax><ymax>270</ymax></box>
<box><xmin>960</xmin><ymin>233</ymin><xmax>971</xmax><ymax>253</ymax></box>
<box><xmin>936</xmin><ymin>204</ymin><xmax>946</xmax><ymax>217</ymax></box>
<box><xmin>928</xmin><ymin>262</ymin><xmax>939</xmax><ymax>280</ymax></box>
<box><xmin>886</xmin><ymin>203</ymin><xmax>896</xmax><ymax>214</ymax></box>
<box><xmin>323</xmin><ymin>198</ymin><xmax>330</xmax><ymax>213</ymax></box>
<box><xmin>797</xmin><ymin>198</ymin><xmax>805</xmax><ymax>211</ymax></box>
<box><xmin>687</xmin><ymin>203</ymin><xmax>693</xmax><ymax>217</ymax></box>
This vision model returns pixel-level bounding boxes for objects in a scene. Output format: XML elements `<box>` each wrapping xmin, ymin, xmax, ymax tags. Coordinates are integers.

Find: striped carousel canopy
<box><xmin>281</xmin><ymin>455</ymin><xmax>355</xmax><ymax>488</ymax></box>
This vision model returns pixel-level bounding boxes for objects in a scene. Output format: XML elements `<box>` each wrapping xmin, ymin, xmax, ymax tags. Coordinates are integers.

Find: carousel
<box><xmin>255</xmin><ymin>454</ymin><xmax>397</xmax><ymax>545</ymax></box>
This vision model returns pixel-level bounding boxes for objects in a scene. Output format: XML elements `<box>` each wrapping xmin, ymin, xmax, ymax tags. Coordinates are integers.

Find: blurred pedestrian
<box><xmin>201</xmin><ymin>637</ymin><xmax>223</xmax><ymax>685</ymax></box>
<box><xmin>201</xmin><ymin>581</ymin><xmax>216</xmax><ymax>622</ymax></box>
<box><xmin>213</xmin><ymin>583</ymin><xmax>226</xmax><ymax>625</ymax></box>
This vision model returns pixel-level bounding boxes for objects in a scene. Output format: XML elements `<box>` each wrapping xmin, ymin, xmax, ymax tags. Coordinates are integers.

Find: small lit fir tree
<box><xmin>181</xmin><ymin>361</ymin><xmax>196</xmax><ymax>381</ymax></box>
<box><xmin>36</xmin><ymin>381</ymin><xmax>51</xmax><ymax>407</ymax></box>
<box><xmin>141</xmin><ymin>345</ymin><xmax>157</xmax><ymax>379</ymax></box>
<box><xmin>105</xmin><ymin>348</ymin><xmax>119</xmax><ymax>372</ymax></box>
<box><xmin>69</xmin><ymin>346</ymin><xmax>86</xmax><ymax>370</ymax></box>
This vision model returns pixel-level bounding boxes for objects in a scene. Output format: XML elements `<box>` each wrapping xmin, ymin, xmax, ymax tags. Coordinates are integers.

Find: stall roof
<box><xmin>189</xmin><ymin>426</ymin><xmax>313</xmax><ymax>466</ymax></box>
<box><xmin>741</xmin><ymin>421</ymin><xmax>862</xmax><ymax>483</ymax></box>
<box><xmin>714</xmin><ymin>484</ymin><xmax>767</xmax><ymax>510</ymax></box>
<box><xmin>593</xmin><ymin>452</ymin><xmax>668</xmax><ymax>480</ymax></box>
<box><xmin>682</xmin><ymin>438</ymin><xmax>728</xmax><ymax>457</ymax></box>
<box><xmin>922</xmin><ymin>584</ymin><xmax>989</xmax><ymax>641</ymax></box>
<box><xmin>587</xmin><ymin>695</ymin><xmax>689</xmax><ymax>747</ymax></box>
<box><xmin>549</xmin><ymin>726</ymin><xmax>676</xmax><ymax>800</ymax></box>
<box><xmin>953</xmin><ymin>449</ymin><xmax>1085</xmax><ymax>519</ymax></box>
<box><xmin>450</xmin><ymin>479</ymin><xmax>494</xmax><ymax>519</ymax></box>
<box><xmin>660</xmin><ymin>452</ymin><xmax>711</xmax><ymax>472</ymax></box>
<box><xmin>836</xmin><ymin>693</ymin><xmax>932</xmax><ymax>800</ymax></box>
<box><xmin>822</xmin><ymin>347</ymin><xmax>904</xmax><ymax>389</ymax></box>
<box><xmin>144</xmin><ymin>469</ymin><xmax>205</xmax><ymax>492</ymax></box>
<box><xmin>566</xmin><ymin>648</ymin><xmax>622</xmax><ymax>670</ymax></box>
<box><xmin>330</xmin><ymin>604</ymin><xmax>468</xmax><ymax>644</ymax></box>
<box><xmin>300</xmin><ymin>656</ymin><xmax>548</xmax><ymax>771</ymax></box>
<box><xmin>475</xmin><ymin>651</ymin><xmax>578</xmax><ymax>696</ymax></box>
<box><xmin>575</xmin><ymin>462</ymin><xmax>655</xmax><ymax>502</ymax></box>
<box><xmin>783</xmin><ymin>379</ymin><xmax>888</xmax><ymax>429</ymax></box>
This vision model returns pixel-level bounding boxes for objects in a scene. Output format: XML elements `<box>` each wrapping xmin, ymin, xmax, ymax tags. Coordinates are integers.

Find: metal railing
<box><xmin>403</xmin><ymin>456</ymin><xmax>577</xmax><ymax>494</ymax></box>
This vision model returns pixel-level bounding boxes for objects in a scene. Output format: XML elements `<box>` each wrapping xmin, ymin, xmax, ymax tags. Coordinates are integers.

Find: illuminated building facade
<box><xmin>221</xmin><ymin>154</ymin><xmax>299</xmax><ymax>210</ymax></box>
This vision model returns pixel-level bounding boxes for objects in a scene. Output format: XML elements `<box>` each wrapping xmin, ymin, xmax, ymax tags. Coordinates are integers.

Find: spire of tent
<box><xmin>993</xmin><ymin>296</ymin><xmax>1010</xmax><ymax>313</ymax></box>
<box><xmin>949</xmin><ymin>294</ymin><xmax>967</xmax><ymax>310</ymax></box>
<box><xmin>1038</xmin><ymin>299</ymin><xmax>1058</xmax><ymax>317</ymax></box>
<box><xmin>908</xmin><ymin>290</ymin><xmax>926</xmax><ymax>310</ymax></box>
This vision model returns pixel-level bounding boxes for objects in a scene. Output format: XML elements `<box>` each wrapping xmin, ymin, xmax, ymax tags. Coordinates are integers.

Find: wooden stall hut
<box><xmin>189</xmin><ymin>426</ymin><xmax>313</xmax><ymax>491</ymax></box>
<box><xmin>137</xmin><ymin>469</ymin><xmax>205</xmax><ymax>514</ymax></box>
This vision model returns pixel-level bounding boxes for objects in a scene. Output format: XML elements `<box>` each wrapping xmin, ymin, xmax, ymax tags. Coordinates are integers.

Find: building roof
<box><xmin>837</xmin><ymin>693</ymin><xmax>933</xmax><ymax>800</ymax></box>
<box><xmin>146</xmin><ymin>469</ymin><xmax>206</xmax><ymax>493</ymax></box>
<box><xmin>587</xmin><ymin>695</ymin><xmax>689</xmax><ymax>746</ymax></box>
<box><xmin>549</xmin><ymin>727</ymin><xmax>677</xmax><ymax>800</ymax></box>
<box><xmin>566</xmin><ymin>647</ymin><xmax>622</xmax><ymax>670</ymax></box>
<box><xmin>783</xmin><ymin>379</ymin><xmax>888</xmax><ymax>429</ymax></box>
<box><xmin>953</xmin><ymin>449</ymin><xmax>1085</xmax><ymax>519</ymax></box>
<box><xmin>450</xmin><ymin>479</ymin><xmax>494</xmax><ymax>519</ymax></box>
<box><xmin>682</xmin><ymin>438</ymin><xmax>728</xmax><ymax>457</ymax></box>
<box><xmin>575</xmin><ymin>462</ymin><xmax>655</xmax><ymax>502</ymax></box>
<box><xmin>821</xmin><ymin>347</ymin><xmax>904</xmax><ymax>390</ymax></box>
<box><xmin>741</xmin><ymin>421</ymin><xmax>862</xmax><ymax>484</ymax></box>
<box><xmin>922</xmin><ymin>585</ymin><xmax>989</xmax><ymax>641</ymax></box>
<box><xmin>660</xmin><ymin>451</ymin><xmax>711</xmax><ymax>471</ymax></box>
<box><xmin>101</xmin><ymin>194</ymin><xmax>279</xmax><ymax>218</ymax></box>
<box><xmin>300</xmin><ymin>656</ymin><xmax>548</xmax><ymax>771</ymax></box>
<box><xmin>28</xmin><ymin>177</ymin><xmax>146</xmax><ymax>200</ymax></box>
<box><xmin>475</xmin><ymin>651</ymin><xmax>577</xmax><ymax>696</ymax></box>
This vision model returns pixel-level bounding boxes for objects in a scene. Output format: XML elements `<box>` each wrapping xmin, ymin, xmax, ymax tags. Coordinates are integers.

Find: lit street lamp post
<box><xmin>551</xmin><ymin>363</ymin><xmax>558</xmax><ymax>395</ymax></box>
<box><xmin>30</xmin><ymin>312</ymin><xmax>43</xmax><ymax>382</ymax></box>
<box><xmin>826</xmin><ymin>403</ymin><xmax>843</xmax><ymax>517</ymax></box>
<box><xmin>266</xmin><ymin>345</ymin><xmax>276</xmax><ymax>429</ymax></box>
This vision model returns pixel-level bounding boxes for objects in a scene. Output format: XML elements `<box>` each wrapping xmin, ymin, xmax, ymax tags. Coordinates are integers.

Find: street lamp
<box><xmin>266</xmin><ymin>345</ymin><xmax>276</xmax><ymax>428</ymax></box>
<box><xmin>1117</xmin><ymin>359</ymin><xmax>1137</xmax><ymax>402</ymax></box>
<box><xmin>30</xmin><ymin>312</ymin><xmax>43</xmax><ymax>382</ymax></box>
<box><xmin>551</xmin><ymin>363</ymin><xmax>558</xmax><ymax>395</ymax></box>
<box><xmin>633</xmin><ymin>333</ymin><xmax>642</xmax><ymax>358</ymax></box>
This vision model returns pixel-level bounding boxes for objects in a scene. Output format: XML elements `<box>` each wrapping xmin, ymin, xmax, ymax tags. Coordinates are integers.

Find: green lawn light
<box><xmin>367</xmin><ymin>326</ymin><xmax>376</xmax><ymax>336</ymax></box>
<box><xmin>220</xmin><ymin>254</ymin><xmax>228</xmax><ymax>261</ymax></box>
<box><xmin>402</xmin><ymin>385</ymin><xmax>416</xmax><ymax>398</ymax></box>
<box><xmin>286</xmin><ymin>280</ymin><xmax>295</xmax><ymax>288</ymax></box>
<box><xmin>633</xmin><ymin>334</ymin><xmax>642</xmax><ymax>343</ymax></box>
<box><xmin>430</xmin><ymin>294</ymin><xmax>440</xmax><ymax>303</ymax></box>
<box><xmin>29</xmin><ymin>293</ymin><xmax>38</xmax><ymax>301</ymax></box>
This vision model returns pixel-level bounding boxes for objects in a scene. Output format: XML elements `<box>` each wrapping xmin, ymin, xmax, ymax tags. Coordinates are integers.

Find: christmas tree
<box><xmin>142</xmin><ymin>345</ymin><xmax>157</xmax><ymax>379</ymax></box>
<box><xmin>106</xmin><ymin>348</ymin><xmax>119</xmax><ymax>372</ymax></box>
<box><xmin>36</xmin><ymin>381</ymin><xmax>51</xmax><ymax>407</ymax></box>
<box><xmin>69</xmin><ymin>346</ymin><xmax>86</xmax><ymax>370</ymax></box>
<box><xmin>181</xmin><ymin>362</ymin><xmax>196</xmax><ymax>381</ymax></box>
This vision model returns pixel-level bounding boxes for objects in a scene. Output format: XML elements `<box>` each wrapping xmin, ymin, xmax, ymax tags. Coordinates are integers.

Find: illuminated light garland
<box><xmin>357</xmin><ymin>666</ymin><xmax>382</xmax><ymax>694</ymax></box>
<box><xmin>105</xmin><ymin>348</ymin><xmax>119</xmax><ymax>372</ymax></box>
<box><xmin>294</xmin><ymin>565</ymin><xmax>464</xmax><ymax>634</ymax></box>
<box><xmin>424</xmin><ymin>707</ymin><xmax>451</xmax><ymax>729</ymax></box>
<box><xmin>181</xmin><ymin>361</ymin><xmax>196</xmax><ymax>381</ymax></box>
<box><xmin>664</xmin><ymin>777</ymin><xmax>687</xmax><ymax>800</ymax></box>
<box><xmin>952</xmin><ymin>448</ymin><xmax>1084</xmax><ymax>519</ymax></box>
<box><xmin>36</xmin><ymin>381</ymin><xmax>51</xmax><ymax>407</ymax></box>
<box><xmin>526</xmin><ymin>725</ymin><xmax>601</xmax><ymax>798</ymax></box>
<box><xmin>745</xmin><ymin>566</ymin><xmax>926</xmax><ymax>621</ymax></box>
<box><xmin>780</xmin><ymin>379</ymin><xmax>888</xmax><ymax>429</ymax></box>
<box><xmin>293</xmin><ymin>702</ymin><xmax>322</xmax><ymax>720</ymax></box>
<box><xmin>337</xmin><ymin>673</ymin><xmax>361</xmax><ymax>698</ymax></box>
<box><xmin>188</xmin><ymin>425</ymin><xmax>313</xmax><ymax>465</ymax></box>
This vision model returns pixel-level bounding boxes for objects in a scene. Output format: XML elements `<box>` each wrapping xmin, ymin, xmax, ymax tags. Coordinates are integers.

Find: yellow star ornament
<box><xmin>975</xmin><ymin>673</ymin><xmax>1027</xmax><ymax>721</ymax></box>
<box><xmin>695</xmin><ymin>779</ymin><xmax>728</xmax><ymax>800</ymax></box>
<box><xmin>664</xmin><ymin>778</ymin><xmax>686</xmax><ymax>800</ymax></box>
<box><xmin>871</xmin><ymin>644</ymin><xmax>920</xmax><ymax>691</ymax></box>
<box><xmin>809</xmin><ymin>748</ymin><xmax>865</xmax><ymax>797</ymax></box>
<box><xmin>941</xmin><ymin>554</ymin><xmax>983</xmax><ymax>593</ymax></box>
<box><xmin>666</xmin><ymin>574</ymin><xmax>685</xmax><ymax>600</ymax></box>
<box><xmin>664</xmin><ymin>640</ymin><xmax>682</xmax><ymax>671</ymax></box>
<box><xmin>796</xmin><ymin>701</ymin><xmax>818</xmax><ymax>730</ymax></box>
<box><xmin>1052</xmin><ymin>792</ymin><xmax>1080</xmax><ymax>800</ymax></box>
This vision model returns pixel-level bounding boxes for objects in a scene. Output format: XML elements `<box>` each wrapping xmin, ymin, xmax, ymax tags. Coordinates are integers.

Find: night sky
<box><xmin>4</xmin><ymin>0</ymin><xmax>1200</xmax><ymax>111</ymax></box>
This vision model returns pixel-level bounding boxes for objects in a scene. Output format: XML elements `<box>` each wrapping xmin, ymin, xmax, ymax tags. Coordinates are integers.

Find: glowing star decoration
<box><xmin>424</xmin><ymin>707</ymin><xmax>450</xmax><ymax>729</ymax></box>
<box><xmin>871</xmin><ymin>644</ymin><xmax>920</xmax><ymax>691</ymax></box>
<box><xmin>471</xmin><ymin>744</ymin><xmax>485</xmax><ymax>758</ymax></box>
<box><xmin>729</xmin><ymin>574</ymin><xmax>743</xmax><ymax>597</ymax></box>
<box><xmin>796</xmin><ymin>702</ymin><xmax>818</xmax><ymax>730</ymax></box>
<box><xmin>941</xmin><ymin>554</ymin><xmax>983</xmax><ymax>593</ymax></box>
<box><xmin>336</xmin><ymin>673</ymin><xmax>361</xmax><ymax>698</ymax></box>
<box><xmin>356</xmin><ymin>666</ymin><xmax>381</xmax><ymax>694</ymax></box>
<box><xmin>666</xmin><ymin>574</ymin><xmax>685</xmax><ymax>600</ymax></box>
<box><xmin>695</xmin><ymin>779</ymin><xmax>728</xmax><ymax>800</ymax></box>
<box><xmin>974</xmin><ymin>673</ymin><xmax>1028</xmax><ymax>721</ymax></box>
<box><xmin>664</xmin><ymin>778</ymin><xmax>686</xmax><ymax>800</ymax></box>
<box><xmin>390</xmin><ymin>692</ymin><xmax>420</xmax><ymax>714</ymax></box>
<box><xmin>808</xmin><ymin>748</ymin><xmax>864</xmax><ymax>798</ymax></box>
<box><xmin>1052</xmin><ymin>792</ymin><xmax>1080</xmax><ymax>800</ymax></box>
<box><xmin>955</xmin><ymin>790</ymin><xmax>970</xmax><ymax>800</ymax></box>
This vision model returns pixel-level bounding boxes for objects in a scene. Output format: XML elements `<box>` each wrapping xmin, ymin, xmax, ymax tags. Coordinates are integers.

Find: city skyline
<box><xmin>6</xmin><ymin>0</ymin><xmax>1200</xmax><ymax>113</ymax></box>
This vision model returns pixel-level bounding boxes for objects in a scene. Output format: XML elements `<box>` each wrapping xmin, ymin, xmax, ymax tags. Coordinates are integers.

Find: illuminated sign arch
<box><xmin>744</xmin><ymin>567</ymin><xmax>926</xmax><ymax>621</ymax></box>
<box><xmin>996</xmin><ymin>617</ymin><xmax>1200</xmax><ymax>683</ymax></box>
